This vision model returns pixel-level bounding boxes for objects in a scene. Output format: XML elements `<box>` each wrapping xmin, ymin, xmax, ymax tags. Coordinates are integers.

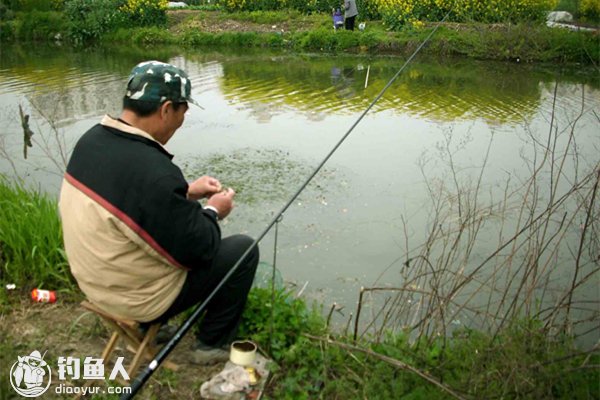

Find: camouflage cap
<box><xmin>125</xmin><ymin>60</ymin><xmax>203</xmax><ymax>109</ymax></box>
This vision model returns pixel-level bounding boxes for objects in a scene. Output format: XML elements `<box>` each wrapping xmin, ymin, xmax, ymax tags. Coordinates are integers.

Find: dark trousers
<box><xmin>345</xmin><ymin>15</ymin><xmax>356</xmax><ymax>31</ymax></box>
<box><xmin>151</xmin><ymin>234</ymin><xmax>259</xmax><ymax>348</ymax></box>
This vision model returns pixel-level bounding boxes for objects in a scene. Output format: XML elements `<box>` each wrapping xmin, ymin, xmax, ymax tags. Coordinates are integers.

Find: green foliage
<box><xmin>187</xmin><ymin>3</ymin><xmax>222</xmax><ymax>11</ymax></box>
<box><xmin>4</xmin><ymin>0</ymin><xmax>55</xmax><ymax>11</ymax></box>
<box><xmin>221</xmin><ymin>0</ymin><xmax>362</xmax><ymax>14</ymax></box>
<box><xmin>268</xmin><ymin>336</ymin><xmax>329</xmax><ymax>398</ymax></box>
<box><xmin>266</xmin><ymin>321</ymin><xmax>600</xmax><ymax>399</ymax></box>
<box><xmin>554</xmin><ymin>0</ymin><xmax>578</xmax><ymax>15</ymax></box>
<box><xmin>63</xmin><ymin>0</ymin><xmax>167</xmax><ymax>43</ymax></box>
<box><xmin>357</xmin><ymin>30</ymin><xmax>380</xmax><ymax>48</ymax></box>
<box><xmin>297</xmin><ymin>28</ymin><xmax>362</xmax><ymax>51</ymax></box>
<box><xmin>105</xmin><ymin>26</ymin><xmax>176</xmax><ymax>44</ymax></box>
<box><xmin>265</xmin><ymin>31</ymin><xmax>285</xmax><ymax>46</ymax></box>
<box><xmin>222</xmin><ymin>0</ymin><xmax>282</xmax><ymax>12</ymax></box>
<box><xmin>374</xmin><ymin>0</ymin><xmax>558</xmax><ymax>30</ymax></box>
<box><xmin>12</xmin><ymin>10</ymin><xmax>66</xmax><ymax>40</ymax></box>
<box><xmin>579</xmin><ymin>0</ymin><xmax>600</xmax><ymax>20</ymax></box>
<box><xmin>0</xmin><ymin>19</ymin><xmax>20</xmax><ymax>41</ymax></box>
<box><xmin>0</xmin><ymin>1</ymin><xmax>15</xmax><ymax>19</ymax></box>
<box><xmin>64</xmin><ymin>0</ymin><xmax>127</xmax><ymax>43</ymax></box>
<box><xmin>222</xmin><ymin>31</ymin><xmax>261</xmax><ymax>45</ymax></box>
<box><xmin>180</xmin><ymin>29</ymin><xmax>267</xmax><ymax>47</ymax></box>
<box><xmin>225</xmin><ymin>9</ymin><xmax>302</xmax><ymax>24</ymax></box>
<box><xmin>238</xmin><ymin>287</ymin><xmax>325</xmax><ymax>360</ymax></box>
<box><xmin>0</xmin><ymin>177</ymin><xmax>74</xmax><ymax>291</ymax></box>
<box><xmin>441</xmin><ymin>23</ymin><xmax>599</xmax><ymax>63</ymax></box>
<box><xmin>555</xmin><ymin>0</ymin><xmax>600</xmax><ymax>22</ymax></box>
<box><xmin>119</xmin><ymin>0</ymin><xmax>168</xmax><ymax>27</ymax></box>
<box><xmin>357</xmin><ymin>0</ymin><xmax>381</xmax><ymax>20</ymax></box>
<box><xmin>181</xmin><ymin>29</ymin><xmax>221</xmax><ymax>45</ymax></box>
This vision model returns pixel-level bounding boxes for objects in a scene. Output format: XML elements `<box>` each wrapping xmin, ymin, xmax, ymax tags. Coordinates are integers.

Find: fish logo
<box><xmin>10</xmin><ymin>350</ymin><xmax>52</xmax><ymax>398</ymax></box>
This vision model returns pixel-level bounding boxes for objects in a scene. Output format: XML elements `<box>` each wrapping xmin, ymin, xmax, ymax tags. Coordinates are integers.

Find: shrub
<box><xmin>267</xmin><ymin>321</ymin><xmax>600</xmax><ymax>398</ymax></box>
<box><xmin>222</xmin><ymin>0</ymin><xmax>282</xmax><ymax>12</ymax></box>
<box><xmin>373</xmin><ymin>0</ymin><xmax>559</xmax><ymax>30</ymax></box>
<box><xmin>238</xmin><ymin>287</ymin><xmax>324</xmax><ymax>360</ymax></box>
<box><xmin>265</xmin><ymin>31</ymin><xmax>284</xmax><ymax>46</ymax></box>
<box><xmin>554</xmin><ymin>0</ymin><xmax>577</xmax><ymax>15</ymax></box>
<box><xmin>285</xmin><ymin>0</ymin><xmax>314</xmax><ymax>13</ymax></box>
<box><xmin>0</xmin><ymin>1</ymin><xmax>15</xmax><ymax>20</ymax></box>
<box><xmin>0</xmin><ymin>19</ymin><xmax>19</xmax><ymax>41</ymax></box>
<box><xmin>5</xmin><ymin>0</ymin><xmax>54</xmax><ymax>11</ymax></box>
<box><xmin>358</xmin><ymin>30</ymin><xmax>380</xmax><ymax>48</ymax></box>
<box><xmin>64</xmin><ymin>0</ymin><xmax>127</xmax><ymax>43</ymax></box>
<box><xmin>126</xmin><ymin>26</ymin><xmax>176</xmax><ymax>43</ymax></box>
<box><xmin>580</xmin><ymin>0</ymin><xmax>600</xmax><ymax>20</ymax></box>
<box><xmin>357</xmin><ymin>0</ymin><xmax>381</xmax><ymax>20</ymax></box>
<box><xmin>13</xmin><ymin>10</ymin><xmax>66</xmax><ymax>40</ymax></box>
<box><xmin>181</xmin><ymin>29</ymin><xmax>219</xmax><ymax>45</ymax></box>
<box><xmin>64</xmin><ymin>0</ymin><xmax>166</xmax><ymax>43</ymax></box>
<box><xmin>119</xmin><ymin>0</ymin><xmax>168</xmax><ymax>27</ymax></box>
<box><xmin>50</xmin><ymin>0</ymin><xmax>64</xmax><ymax>10</ymax></box>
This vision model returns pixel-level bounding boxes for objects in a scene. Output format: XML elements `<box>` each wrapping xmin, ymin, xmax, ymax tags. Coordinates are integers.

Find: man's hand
<box><xmin>187</xmin><ymin>176</ymin><xmax>222</xmax><ymax>201</ymax></box>
<box><xmin>207</xmin><ymin>188</ymin><xmax>235</xmax><ymax>220</ymax></box>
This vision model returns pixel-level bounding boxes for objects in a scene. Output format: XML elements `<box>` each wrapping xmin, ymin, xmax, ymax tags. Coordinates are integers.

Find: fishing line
<box><xmin>268</xmin><ymin>215</ymin><xmax>282</xmax><ymax>352</ymax></box>
<box><xmin>122</xmin><ymin>10</ymin><xmax>451</xmax><ymax>399</ymax></box>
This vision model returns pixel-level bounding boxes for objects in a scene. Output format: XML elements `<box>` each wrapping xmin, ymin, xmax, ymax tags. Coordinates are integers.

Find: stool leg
<box><xmin>101</xmin><ymin>331</ymin><xmax>119</xmax><ymax>361</ymax></box>
<box><xmin>74</xmin><ymin>332</ymin><xmax>119</xmax><ymax>399</ymax></box>
<box><xmin>128</xmin><ymin>324</ymin><xmax>160</xmax><ymax>377</ymax></box>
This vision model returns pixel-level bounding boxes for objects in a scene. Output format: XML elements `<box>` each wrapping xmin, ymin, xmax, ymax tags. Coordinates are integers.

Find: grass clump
<box><xmin>233</xmin><ymin>286</ymin><xmax>598</xmax><ymax>399</ymax></box>
<box><xmin>225</xmin><ymin>9</ymin><xmax>303</xmax><ymax>25</ymax></box>
<box><xmin>105</xmin><ymin>26</ymin><xmax>177</xmax><ymax>44</ymax></box>
<box><xmin>238</xmin><ymin>287</ymin><xmax>326</xmax><ymax>361</ymax></box>
<box><xmin>0</xmin><ymin>176</ymin><xmax>72</xmax><ymax>291</ymax></box>
<box><xmin>259</xmin><ymin>320</ymin><xmax>600</xmax><ymax>399</ymax></box>
<box><xmin>431</xmin><ymin>23</ymin><xmax>599</xmax><ymax>63</ymax></box>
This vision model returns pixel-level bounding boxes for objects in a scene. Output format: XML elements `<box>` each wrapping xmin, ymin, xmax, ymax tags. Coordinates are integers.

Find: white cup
<box><xmin>229</xmin><ymin>340</ymin><xmax>257</xmax><ymax>366</ymax></box>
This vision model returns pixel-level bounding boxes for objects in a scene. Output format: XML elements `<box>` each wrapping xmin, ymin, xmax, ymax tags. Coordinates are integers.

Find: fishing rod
<box><xmin>122</xmin><ymin>11</ymin><xmax>451</xmax><ymax>399</ymax></box>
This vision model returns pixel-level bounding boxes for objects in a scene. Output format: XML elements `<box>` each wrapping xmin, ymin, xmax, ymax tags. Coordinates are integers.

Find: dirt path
<box><xmin>166</xmin><ymin>9</ymin><xmax>318</xmax><ymax>34</ymax></box>
<box><xmin>1</xmin><ymin>298</ymin><xmax>226</xmax><ymax>399</ymax></box>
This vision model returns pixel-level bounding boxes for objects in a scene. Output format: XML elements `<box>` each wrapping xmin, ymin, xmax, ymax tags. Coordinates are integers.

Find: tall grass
<box><xmin>0</xmin><ymin>177</ymin><xmax>73</xmax><ymax>291</ymax></box>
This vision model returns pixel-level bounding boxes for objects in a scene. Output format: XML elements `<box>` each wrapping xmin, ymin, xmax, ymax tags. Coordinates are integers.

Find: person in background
<box><xmin>59</xmin><ymin>60</ymin><xmax>259</xmax><ymax>365</ymax></box>
<box><xmin>343</xmin><ymin>0</ymin><xmax>358</xmax><ymax>31</ymax></box>
<box><xmin>333</xmin><ymin>8</ymin><xmax>344</xmax><ymax>31</ymax></box>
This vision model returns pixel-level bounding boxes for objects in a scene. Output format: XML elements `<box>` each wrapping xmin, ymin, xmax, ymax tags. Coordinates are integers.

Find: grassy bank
<box><xmin>1</xmin><ymin>8</ymin><xmax>598</xmax><ymax>64</ymax></box>
<box><xmin>1</xmin><ymin>175</ymin><xmax>599</xmax><ymax>398</ymax></box>
<box><xmin>102</xmin><ymin>16</ymin><xmax>599</xmax><ymax>64</ymax></box>
<box><xmin>0</xmin><ymin>177</ymin><xmax>72</xmax><ymax>294</ymax></box>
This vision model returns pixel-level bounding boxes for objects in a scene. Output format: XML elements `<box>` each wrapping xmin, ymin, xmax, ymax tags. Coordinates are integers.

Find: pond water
<box><xmin>1</xmin><ymin>43</ymin><xmax>598</xmax><ymax>343</ymax></box>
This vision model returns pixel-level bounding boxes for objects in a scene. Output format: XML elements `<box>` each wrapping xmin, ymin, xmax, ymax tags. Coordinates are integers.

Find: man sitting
<box><xmin>59</xmin><ymin>60</ymin><xmax>259</xmax><ymax>365</ymax></box>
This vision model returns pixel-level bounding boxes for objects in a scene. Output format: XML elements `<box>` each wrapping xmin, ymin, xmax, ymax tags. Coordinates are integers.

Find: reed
<box><xmin>0</xmin><ymin>177</ymin><xmax>73</xmax><ymax>291</ymax></box>
<box><xmin>328</xmin><ymin>82</ymin><xmax>600</xmax><ymax>396</ymax></box>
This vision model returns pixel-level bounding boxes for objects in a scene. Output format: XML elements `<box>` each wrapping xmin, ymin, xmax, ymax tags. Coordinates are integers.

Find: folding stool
<box><xmin>80</xmin><ymin>300</ymin><xmax>178</xmax><ymax>383</ymax></box>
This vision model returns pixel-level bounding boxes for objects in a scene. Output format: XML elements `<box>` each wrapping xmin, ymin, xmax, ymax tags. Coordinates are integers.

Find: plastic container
<box><xmin>229</xmin><ymin>340</ymin><xmax>257</xmax><ymax>366</ymax></box>
<box><xmin>31</xmin><ymin>288</ymin><xmax>56</xmax><ymax>303</ymax></box>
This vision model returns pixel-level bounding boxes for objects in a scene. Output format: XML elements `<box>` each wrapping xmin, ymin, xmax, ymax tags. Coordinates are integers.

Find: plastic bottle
<box><xmin>31</xmin><ymin>288</ymin><xmax>57</xmax><ymax>303</ymax></box>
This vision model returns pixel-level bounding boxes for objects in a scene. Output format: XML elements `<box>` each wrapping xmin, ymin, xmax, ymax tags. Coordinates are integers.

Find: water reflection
<box><xmin>218</xmin><ymin>56</ymin><xmax>582</xmax><ymax>123</ymax></box>
<box><xmin>330</xmin><ymin>66</ymin><xmax>357</xmax><ymax>100</ymax></box>
<box><xmin>1</xmin><ymin>44</ymin><xmax>597</xmax><ymax>126</ymax></box>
